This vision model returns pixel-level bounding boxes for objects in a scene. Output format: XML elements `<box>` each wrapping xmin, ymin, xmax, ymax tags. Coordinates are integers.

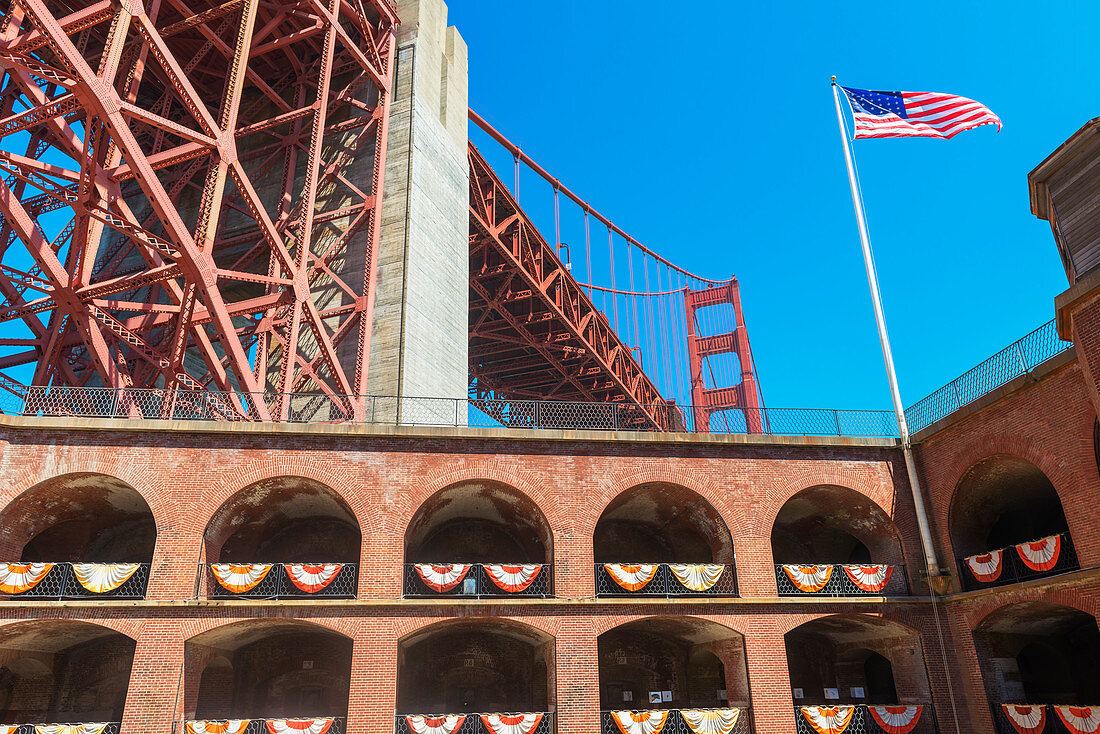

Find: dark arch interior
<box><xmin>974</xmin><ymin>602</ymin><xmax>1100</xmax><ymax>705</ymax></box>
<box><xmin>784</xmin><ymin>616</ymin><xmax>930</xmax><ymax>706</ymax></box>
<box><xmin>205</xmin><ymin>477</ymin><xmax>361</xmax><ymax>563</ymax></box>
<box><xmin>771</xmin><ymin>485</ymin><xmax>902</xmax><ymax>565</ymax></box>
<box><xmin>950</xmin><ymin>456</ymin><xmax>1070</xmax><ymax>558</ymax></box>
<box><xmin>397</xmin><ymin>622</ymin><xmax>553</xmax><ymax>714</ymax></box>
<box><xmin>404</xmin><ymin>482</ymin><xmax>552</xmax><ymax>564</ymax></box>
<box><xmin>0</xmin><ymin>474</ymin><xmax>156</xmax><ymax>563</ymax></box>
<box><xmin>593</xmin><ymin>484</ymin><xmax>733</xmax><ymax>564</ymax></box>
<box><xmin>597</xmin><ymin>617</ymin><xmax>750</xmax><ymax>710</ymax></box>
<box><xmin>0</xmin><ymin>621</ymin><xmax>135</xmax><ymax>724</ymax></box>
<box><xmin>187</xmin><ymin>622</ymin><xmax>353</xmax><ymax>720</ymax></box>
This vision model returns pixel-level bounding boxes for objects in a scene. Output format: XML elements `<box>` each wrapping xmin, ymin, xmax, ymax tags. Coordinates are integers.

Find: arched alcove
<box><xmin>185</xmin><ymin>620</ymin><xmax>353</xmax><ymax>721</ymax></box>
<box><xmin>972</xmin><ymin>602</ymin><xmax>1100</xmax><ymax>707</ymax></box>
<box><xmin>0</xmin><ymin>474</ymin><xmax>156</xmax><ymax>563</ymax></box>
<box><xmin>784</xmin><ymin>615</ymin><xmax>930</xmax><ymax>706</ymax></box>
<box><xmin>771</xmin><ymin>485</ymin><xmax>902</xmax><ymax>565</ymax></box>
<box><xmin>397</xmin><ymin>619</ymin><xmax>554</xmax><ymax>715</ymax></box>
<box><xmin>597</xmin><ymin>617</ymin><xmax>750</xmax><ymax>711</ymax></box>
<box><xmin>0</xmin><ymin>620</ymin><xmax>135</xmax><ymax>725</ymax></box>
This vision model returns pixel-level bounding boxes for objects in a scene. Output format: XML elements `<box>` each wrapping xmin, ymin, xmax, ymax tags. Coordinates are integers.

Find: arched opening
<box><xmin>593</xmin><ymin>484</ymin><xmax>735</xmax><ymax>596</ymax></box>
<box><xmin>597</xmin><ymin>617</ymin><xmax>750</xmax><ymax>711</ymax></box>
<box><xmin>185</xmin><ymin>620</ymin><xmax>353</xmax><ymax>724</ymax></box>
<box><xmin>0</xmin><ymin>620</ymin><xmax>135</xmax><ymax>725</ymax></box>
<box><xmin>973</xmin><ymin>602</ymin><xmax>1100</xmax><ymax>709</ymax></box>
<box><xmin>203</xmin><ymin>477</ymin><xmax>360</xmax><ymax>597</ymax></box>
<box><xmin>784</xmin><ymin>615</ymin><xmax>931</xmax><ymax>707</ymax></box>
<box><xmin>397</xmin><ymin>619</ymin><xmax>554</xmax><ymax>720</ymax></box>
<box><xmin>403</xmin><ymin>481</ymin><xmax>553</xmax><ymax>596</ymax></box>
<box><xmin>950</xmin><ymin>456</ymin><xmax>1077</xmax><ymax>587</ymax></box>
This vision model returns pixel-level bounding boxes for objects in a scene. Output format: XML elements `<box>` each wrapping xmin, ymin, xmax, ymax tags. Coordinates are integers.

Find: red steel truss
<box><xmin>684</xmin><ymin>280</ymin><xmax>762</xmax><ymax>432</ymax></box>
<box><xmin>468</xmin><ymin>144</ymin><xmax>682</xmax><ymax>432</ymax></box>
<box><xmin>0</xmin><ymin>0</ymin><xmax>397</xmax><ymax>418</ymax></box>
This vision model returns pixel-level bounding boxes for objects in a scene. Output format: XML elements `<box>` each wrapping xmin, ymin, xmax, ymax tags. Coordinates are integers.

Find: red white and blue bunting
<box><xmin>964</xmin><ymin>550</ymin><xmax>1003</xmax><ymax>583</ymax></box>
<box><xmin>0</xmin><ymin>562</ymin><xmax>53</xmax><ymax>594</ymax></box>
<box><xmin>610</xmin><ymin>710</ymin><xmax>669</xmax><ymax>734</ymax></box>
<box><xmin>185</xmin><ymin>721</ymin><xmax>251</xmax><ymax>734</ymax></box>
<box><xmin>841</xmin><ymin>564</ymin><xmax>893</xmax><ymax>593</ymax></box>
<box><xmin>782</xmin><ymin>565</ymin><xmax>833</xmax><ymax>593</ymax></box>
<box><xmin>264</xmin><ymin>719</ymin><xmax>333</xmax><ymax>734</ymax></box>
<box><xmin>405</xmin><ymin>715</ymin><xmax>467</xmax><ymax>734</ymax></box>
<box><xmin>1056</xmin><ymin>706</ymin><xmax>1100</xmax><ymax>734</ymax></box>
<box><xmin>479</xmin><ymin>713</ymin><xmax>543</xmax><ymax>734</ymax></box>
<box><xmin>867</xmin><ymin>706</ymin><xmax>922</xmax><ymax>734</ymax></box>
<box><xmin>604</xmin><ymin>564</ymin><xmax>659</xmax><ymax>592</ymax></box>
<box><xmin>72</xmin><ymin>563</ymin><xmax>140</xmax><ymax>593</ymax></box>
<box><xmin>800</xmin><ymin>706</ymin><xmax>855</xmax><ymax>734</ymax></box>
<box><xmin>211</xmin><ymin>563</ymin><xmax>273</xmax><ymax>593</ymax></box>
<box><xmin>483</xmin><ymin>565</ymin><xmax>542</xmax><ymax>593</ymax></box>
<box><xmin>680</xmin><ymin>708</ymin><xmax>742</xmax><ymax>734</ymax></box>
<box><xmin>414</xmin><ymin>564</ymin><xmax>472</xmax><ymax>592</ymax></box>
<box><xmin>668</xmin><ymin>564</ymin><xmax>725</xmax><ymax>592</ymax></box>
<box><xmin>1002</xmin><ymin>704</ymin><xmax>1046</xmax><ymax>734</ymax></box>
<box><xmin>1016</xmin><ymin>535</ymin><xmax>1061</xmax><ymax>572</ymax></box>
<box><xmin>286</xmin><ymin>564</ymin><xmax>343</xmax><ymax>593</ymax></box>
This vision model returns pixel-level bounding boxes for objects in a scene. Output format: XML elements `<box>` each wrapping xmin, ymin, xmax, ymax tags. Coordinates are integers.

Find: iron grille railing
<box><xmin>1</xmin><ymin>723</ymin><xmax>121</xmax><ymax>734</ymax></box>
<box><xmin>774</xmin><ymin>564</ymin><xmax>910</xmax><ymax>597</ymax></box>
<box><xmin>594</xmin><ymin>563</ymin><xmax>738</xmax><ymax>597</ymax></box>
<box><xmin>794</xmin><ymin>704</ymin><xmax>936</xmax><ymax>734</ymax></box>
<box><xmin>957</xmin><ymin>532</ymin><xmax>1079</xmax><ymax>591</ymax></box>
<box><xmin>177</xmin><ymin>717</ymin><xmax>346</xmax><ymax>734</ymax></box>
<box><xmin>201</xmin><ymin>563</ymin><xmax>358</xmax><ymax>600</ymax></box>
<box><xmin>394</xmin><ymin>712</ymin><xmax>553</xmax><ymax>734</ymax></box>
<box><xmin>993</xmin><ymin>703</ymin><xmax>1096</xmax><ymax>734</ymax></box>
<box><xmin>905</xmin><ymin>319</ymin><xmax>1072</xmax><ymax>434</ymax></box>
<box><xmin>1</xmin><ymin>562</ymin><xmax>149</xmax><ymax>599</ymax></box>
<box><xmin>402</xmin><ymin>563</ymin><xmax>552</xmax><ymax>598</ymax></box>
<box><xmin>600</xmin><ymin>709</ymin><xmax>751</xmax><ymax>734</ymax></box>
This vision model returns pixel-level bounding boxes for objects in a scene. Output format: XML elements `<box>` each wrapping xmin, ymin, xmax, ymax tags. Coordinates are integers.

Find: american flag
<box><xmin>840</xmin><ymin>86</ymin><xmax>1001</xmax><ymax>139</ymax></box>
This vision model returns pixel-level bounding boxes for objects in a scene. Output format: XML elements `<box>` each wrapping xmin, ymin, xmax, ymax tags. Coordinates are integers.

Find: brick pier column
<box><xmin>743</xmin><ymin>626</ymin><xmax>797</xmax><ymax>733</ymax></box>
<box><xmin>346</xmin><ymin>620</ymin><xmax>398</xmax><ymax>734</ymax></box>
<box><xmin>120</xmin><ymin>621</ymin><xmax>185</xmax><ymax>734</ymax></box>
<box><xmin>553</xmin><ymin>619</ymin><xmax>601</xmax><ymax>734</ymax></box>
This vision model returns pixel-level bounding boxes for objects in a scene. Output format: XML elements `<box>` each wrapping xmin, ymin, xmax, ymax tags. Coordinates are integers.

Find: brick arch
<box><xmin>182</xmin><ymin>616</ymin><xmax>357</xmax><ymax>644</ymax></box>
<box><xmin>964</xmin><ymin>587</ymin><xmax>1100</xmax><ymax>630</ymax></box>
<box><xmin>393</xmin><ymin>614</ymin><xmax>559</xmax><ymax>643</ymax></box>
<box><xmin>0</xmin><ymin>616</ymin><xmax>141</xmax><ymax>642</ymax></box>
<box><xmin>762</xmin><ymin>465</ymin><xmax>899</xmax><ymax>535</ymax></box>
<box><xmin>591</xmin><ymin>613</ymin><xmax>748</xmax><ymax>639</ymax></box>
<box><xmin>780</xmin><ymin>611</ymin><xmax>922</xmax><ymax>638</ymax></box>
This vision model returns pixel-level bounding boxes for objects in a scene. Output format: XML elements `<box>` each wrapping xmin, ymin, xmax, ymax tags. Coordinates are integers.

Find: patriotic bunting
<box><xmin>0</xmin><ymin>562</ymin><xmax>53</xmax><ymax>594</ymax></box>
<box><xmin>286</xmin><ymin>564</ymin><xmax>343</xmax><ymax>593</ymax></box>
<box><xmin>668</xmin><ymin>564</ymin><xmax>725</xmax><ymax>591</ymax></box>
<box><xmin>211</xmin><ymin>563</ymin><xmax>273</xmax><ymax>593</ymax></box>
<box><xmin>1056</xmin><ymin>706</ymin><xmax>1100</xmax><ymax>734</ymax></box>
<box><xmin>1002</xmin><ymin>704</ymin><xmax>1046</xmax><ymax>734</ymax></box>
<box><xmin>680</xmin><ymin>708</ymin><xmax>742</xmax><ymax>734</ymax></box>
<box><xmin>414</xmin><ymin>564</ymin><xmax>472</xmax><ymax>592</ymax></box>
<box><xmin>800</xmin><ymin>706</ymin><xmax>855</xmax><ymax>734</ymax></box>
<box><xmin>483</xmin><ymin>564</ymin><xmax>542</xmax><ymax>593</ymax></box>
<box><xmin>0</xmin><ymin>726</ymin><xmax>17</xmax><ymax>734</ymax></box>
<box><xmin>610</xmin><ymin>710</ymin><xmax>669</xmax><ymax>734</ymax></box>
<box><xmin>34</xmin><ymin>726</ymin><xmax>109</xmax><ymax>734</ymax></box>
<box><xmin>964</xmin><ymin>550</ymin><xmax>1003</xmax><ymax>583</ymax></box>
<box><xmin>604</xmin><ymin>564</ymin><xmax>659</xmax><ymax>591</ymax></box>
<box><xmin>868</xmin><ymin>706</ymin><xmax>922</xmax><ymax>734</ymax></box>
<box><xmin>841</xmin><ymin>564</ymin><xmax>893</xmax><ymax>593</ymax></box>
<box><xmin>405</xmin><ymin>714</ymin><xmax>467</xmax><ymax>734</ymax></box>
<box><xmin>72</xmin><ymin>563</ymin><xmax>140</xmax><ymax>593</ymax></box>
<box><xmin>185</xmin><ymin>721</ymin><xmax>251</xmax><ymax>734</ymax></box>
<box><xmin>265</xmin><ymin>719</ymin><xmax>333</xmax><ymax>734</ymax></box>
<box><xmin>782</xmin><ymin>565</ymin><xmax>833</xmax><ymax>593</ymax></box>
<box><xmin>480</xmin><ymin>713</ymin><xmax>544</xmax><ymax>734</ymax></box>
<box><xmin>1016</xmin><ymin>535</ymin><xmax>1062</xmax><ymax>572</ymax></box>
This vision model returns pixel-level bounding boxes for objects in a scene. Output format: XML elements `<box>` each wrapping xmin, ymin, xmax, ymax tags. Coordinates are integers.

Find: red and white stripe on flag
<box><xmin>843</xmin><ymin>86</ymin><xmax>1001</xmax><ymax>140</ymax></box>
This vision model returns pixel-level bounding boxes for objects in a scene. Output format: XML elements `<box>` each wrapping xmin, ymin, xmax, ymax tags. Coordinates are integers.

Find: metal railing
<box><xmin>402</xmin><ymin>563</ymin><xmax>552</xmax><ymax>598</ymax></box>
<box><xmin>795</xmin><ymin>704</ymin><xmax>936</xmax><ymax>734</ymax></box>
<box><xmin>177</xmin><ymin>717</ymin><xmax>345</xmax><ymax>734</ymax></box>
<box><xmin>905</xmin><ymin>319</ymin><xmax>1072</xmax><ymax>434</ymax></box>
<box><xmin>1</xmin><ymin>563</ymin><xmax>149</xmax><ymax>599</ymax></box>
<box><xmin>201</xmin><ymin>563</ymin><xmax>358</xmax><ymax>600</ymax></box>
<box><xmin>957</xmin><ymin>532</ymin><xmax>1079</xmax><ymax>591</ymax></box>
<box><xmin>600</xmin><ymin>709</ymin><xmax>751</xmax><ymax>734</ymax></box>
<box><xmin>774</xmin><ymin>564</ymin><xmax>910</xmax><ymax>597</ymax></box>
<box><xmin>395</xmin><ymin>712</ymin><xmax>553</xmax><ymax>734</ymax></box>
<box><xmin>2</xmin><ymin>723</ymin><xmax>120</xmax><ymax>734</ymax></box>
<box><xmin>594</xmin><ymin>563</ymin><xmax>738</xmax><ymax>597</ymax></box>
<box><xmin>994</xmin><ymin>703</ymin><xmax>1095</xmax><ymax>734</ymax></box>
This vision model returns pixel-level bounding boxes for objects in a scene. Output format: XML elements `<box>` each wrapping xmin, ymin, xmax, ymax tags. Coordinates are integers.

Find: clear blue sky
<box><xmin>451</xmin><ymin>2</ymin><xmax>1097</xmax><ymax>411</ymax></box>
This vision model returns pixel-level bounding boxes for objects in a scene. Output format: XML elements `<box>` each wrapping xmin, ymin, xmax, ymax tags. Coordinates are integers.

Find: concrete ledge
<box><xmin>938</xmin><ymin>564</ymin><xmax>1100</xmax><ymax>604</ymax></box>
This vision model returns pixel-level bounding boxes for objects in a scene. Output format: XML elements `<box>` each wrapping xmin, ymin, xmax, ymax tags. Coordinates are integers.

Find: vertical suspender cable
<box><xmin>608</xmin><ymin>227</ymin><xmax>618</xmax><ymax>332</ymax></box>
<box><xmin>584</xmin><ymin>210</ymin><xmax>592</xmax><ymax>300</ymax></box>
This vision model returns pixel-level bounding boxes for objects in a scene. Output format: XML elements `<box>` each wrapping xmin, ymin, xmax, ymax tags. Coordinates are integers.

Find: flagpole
<box><xmin>831</xmin><ymin>77</ymin><xmax>942</xmax><ymax>584</ymax></box>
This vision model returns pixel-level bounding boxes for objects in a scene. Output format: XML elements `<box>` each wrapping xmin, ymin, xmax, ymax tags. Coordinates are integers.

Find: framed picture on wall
<box><xmin>649</xmin><ymin>691</ymin><xmax>663</xmax><ymax>704</ymax></box>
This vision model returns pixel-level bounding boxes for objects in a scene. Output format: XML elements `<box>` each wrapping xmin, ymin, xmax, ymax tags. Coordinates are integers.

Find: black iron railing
<box><xmin>394</xmin><ymin>712</ymin><xmax>553</xmax><ymax>734</ymax></box>
<box><xmin>958</xmin><ymin>533</ymin><xmax>1079</xmax><ymax>591</ymax></box>
<box><xmin>177</xmin><ymin>717</ymin><xmax>346</xmax><ymax>734</ymax></box>
<box><xmin>993</xmin><ymin>703</ymin><xmax>1099</xmax><ymax>734</ymax></box>
<box><xmin>201</xmin><ymin>563</ymin><xmax>358</xmax><ymax>600</ymax></box>
<box><xmin>1</xmin><ymin>562</ymin><xmax>149</xmax><ymax>599</ymax></box>
<box><xmin>600</xmin><ymin>709</ymin><xmax>751</xmax><ymax>734</ymax></box>
<box><xmin>594</xmin><ymin>563</ymin><xmax>737</xmax><ymax>597</ymax></box>
<box><xmin>774</xmin><ymin>564</ymin><xmax>910</xmax><ymax>597</ymax></box>
<box><xmin>1</xmin><ymin>723</ymin><xmax>121</xmax><ymax>734</ymax></box>
<box><xmin>794</xmin><ymin>704</ymin><xmax>936</xmax><ymax>734</ymax></box>
<box><xmin>402</xmin><ymin>563</ymin><xmax>552</xmax><ymax>598</ymax></box>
